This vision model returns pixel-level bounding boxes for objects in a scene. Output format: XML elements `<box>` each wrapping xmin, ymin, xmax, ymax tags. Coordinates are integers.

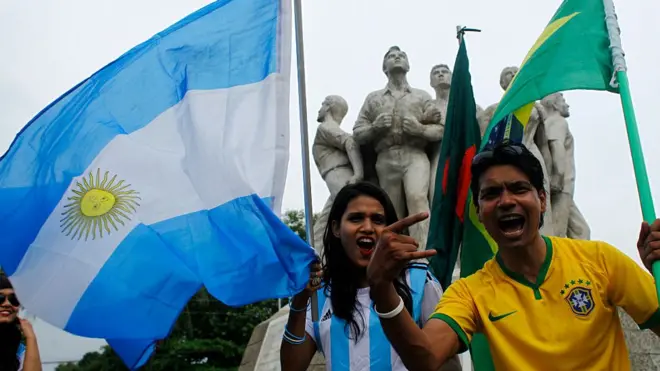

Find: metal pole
<box><xmin>456</xmin><ymin>25</ymin><xmax>464</xmax><ymax>43</ymax></box>
<box><xmin>454</xmin><ymin>25</ymin><xmax>481</xmax><ymax>371</ymax></box>
<box><xmin>602</xmin><ymin>0</ymin><xmax>659</xmax><ymax>300</ymax></box>
<box><xmin>293</xmin><ymin>0</ymin><xmax>319</xmax><ymax>322</ymax></box>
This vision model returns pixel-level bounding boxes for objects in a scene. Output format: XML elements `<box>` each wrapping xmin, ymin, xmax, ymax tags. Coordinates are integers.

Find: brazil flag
<box><xmin>483</xmin><ymin>0</ymin><xmax>619</xmax><ymax>148</ymax></box>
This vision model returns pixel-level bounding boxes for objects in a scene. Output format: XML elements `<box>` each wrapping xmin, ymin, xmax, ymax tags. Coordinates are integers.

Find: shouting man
<box><xmin>366</xmin><ymin>142</ymin><xmax>660</xmax><ymax>371</ymax></box>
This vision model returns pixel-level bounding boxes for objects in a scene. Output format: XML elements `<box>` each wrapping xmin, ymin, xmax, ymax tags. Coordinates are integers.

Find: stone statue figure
<box><xmin>427</xmin><ymin>64</ymin><xmax>451</xmax><ymax>204</ymax></box>
<box><xmin>541</xmin><ymin>93</ymin><xmax>590</xmax><ymax>240</ymax></box>
<box><xmin>311</xmin><ymin>95</ymin><xmax>364</xmax><ymax>253</ymax></box>
<box><xmin>482</xmin><ymin>66</ymin><xmax>556</xmax><ymax>236</ymax></box>
<box><xmin>313</xmin><ymin>95</ymin><xmax>364</xmax><ymax>195</ymax></box>
<box><xmin>353</xmin><ymin>46</ymin><xmax>443</xmax><ymax>252</ymax></box>
<box><xmin>479</xmin><ymin>66</ymin><xmax>519</xmax><ymax>137</ymax></box>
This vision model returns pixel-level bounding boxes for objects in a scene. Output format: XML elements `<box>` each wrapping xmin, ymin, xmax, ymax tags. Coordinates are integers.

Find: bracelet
<box><xmin>283</xmin><ymin>325</ymin><xmax>306</xmax><ymax>345</ymax></box>
<box><xmin>374</xmin><ymin>296</ymin><xmax>404</xmax><ymax>319</ymax></box>
<box><xmin>284</xmin><ymin>326</ymin><xmax>305</xmax><ymax>341</ymax></box>
<box><xmin>289</xmin><ymin>299</ymin><xmax>310</xmax><ymax>312</ymax></box>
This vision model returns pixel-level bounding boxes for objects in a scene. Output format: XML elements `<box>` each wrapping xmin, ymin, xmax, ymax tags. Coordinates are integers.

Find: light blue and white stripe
<box><xmin>306</xmin><ymin>267</ymin><xmax>440</xmax><ymax>371</ymax></box>
<box><xmin>0</xmin><ymin>0</ymin><xmax>315</xmax><ymax>368</ymax></box>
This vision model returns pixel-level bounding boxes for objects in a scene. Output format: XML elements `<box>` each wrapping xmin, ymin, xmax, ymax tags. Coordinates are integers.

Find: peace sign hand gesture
<box><xmin>366</xmin><ymin>212</ymin><xmax>437</xmax><ymax>287</ymax></box>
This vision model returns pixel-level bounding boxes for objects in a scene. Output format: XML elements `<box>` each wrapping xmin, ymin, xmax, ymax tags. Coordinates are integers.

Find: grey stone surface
<box><xmin>619</xmin><ymin>307</ymin><xmax>660</xmax><ymax>370</ymax></box>
<box><xmin>541</xmin><ymin>92</ymin><xmax>590</xmax><ymax>240</ymax></box>
<box><xmin>239</xmin><ymin>306</ymin><xmax>326</xmax><ymax>371</ymax></box>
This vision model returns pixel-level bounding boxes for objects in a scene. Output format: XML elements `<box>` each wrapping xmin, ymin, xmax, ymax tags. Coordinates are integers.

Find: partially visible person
<box><xmin>0</xmin><ymin>274</ymin><xmax>41</xmax><ymax>371</ymax></box>
<box><xmin>367</xmin><ymin>142</ymin><xmax>660</xmax><ymax>371</ymax></box>
<box><xmin>280</xmin><ymin>181</ymin><xmax>460</xmax><ymax>371</ymax></box>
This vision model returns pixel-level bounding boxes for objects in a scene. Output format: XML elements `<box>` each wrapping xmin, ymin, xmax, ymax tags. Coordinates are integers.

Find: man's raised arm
<box><xmin>367</xmin><ymin>212</ymin><xmax>474</xmax><ymax>371</ymax></box>
<box><xmin>370</xmin><ymin>281</ymin><xmax>462</xmax><ymax>370</ymax></box>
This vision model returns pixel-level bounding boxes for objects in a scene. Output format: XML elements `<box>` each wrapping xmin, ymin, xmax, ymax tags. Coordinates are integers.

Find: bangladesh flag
<box><xmin>461</xmin><ymin>0</ymin><xmax>620</xmax><ymax>370</ymax></box>
<box><xmin>427</xmin><ymin>38</ymin><xmax>481</xmax><ymax>291</ymax></box>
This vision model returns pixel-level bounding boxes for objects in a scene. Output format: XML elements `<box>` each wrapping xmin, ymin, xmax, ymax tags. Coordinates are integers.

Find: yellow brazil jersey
<box><xmin>431</xmin><ymin>236</ymin><xmax>660</xmax><ymax>371</ymax></box>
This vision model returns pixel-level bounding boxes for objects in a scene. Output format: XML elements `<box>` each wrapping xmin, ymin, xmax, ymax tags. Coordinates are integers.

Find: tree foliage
<box><xmin>56</xmin><ymin>209</ymin><xmax>313</xmax><ymax>371</ymax></box>
<box><xmin>281</xmin><ymin>209</ymin><xmax>318</xmax><ymax>242</ymax></box>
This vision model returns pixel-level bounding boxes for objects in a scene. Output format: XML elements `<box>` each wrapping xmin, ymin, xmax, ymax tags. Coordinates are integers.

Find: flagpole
<box><xmin>293</xmin><ymin>0</ymin><xmax>319</xmax><ymax>322</ymax></box>
<box><xmin>603</xmin><ymin>0</ymin><xmax>659</xmax><ymax>298</ymax></box>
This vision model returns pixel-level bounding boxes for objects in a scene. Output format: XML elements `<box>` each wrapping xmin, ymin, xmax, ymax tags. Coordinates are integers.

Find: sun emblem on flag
<box><xmin>60</xmin><ymin>169</ymin><xmax>141</xmax><ymax>241</ymax></box>
<box><xmin>565</xmin><ymin>287</ymin><xmax>595</xmax><ymax>317</ymax></box>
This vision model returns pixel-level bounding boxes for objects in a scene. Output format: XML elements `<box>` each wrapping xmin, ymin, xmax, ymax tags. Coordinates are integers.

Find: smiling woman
<box><xmin>0</xmin><ymin>274</ymin><xmax>41</xmax><ymax>371</ymax></box>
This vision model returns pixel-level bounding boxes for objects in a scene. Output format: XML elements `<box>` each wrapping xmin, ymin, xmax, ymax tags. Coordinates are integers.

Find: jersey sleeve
<box><xmin>420</xmin><ymin>271</ymin><xmax>443</xmax><ymax>326</ymax></box>
<box><xmin>600</xmin><ymin>241</ymin><xmax>660</xmax><ymax>329</ymax></box>
<box><xmin>429</xmin><ymin>279</ymin><xmax>478</xmax><ymax>353</ymax></box>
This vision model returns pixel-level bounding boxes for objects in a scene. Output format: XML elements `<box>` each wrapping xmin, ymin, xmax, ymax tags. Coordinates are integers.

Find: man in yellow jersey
<box><xmin>366</xmin><ymin>142</ymin><xmax>660</xmax><ymax>371</ymax></box>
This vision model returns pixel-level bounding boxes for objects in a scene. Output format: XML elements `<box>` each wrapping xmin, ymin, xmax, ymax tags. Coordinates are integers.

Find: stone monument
<box><xmin>240</xmin><ymin>56</ymin><xmax>658</xmax><ymax>371</ymax></box>
<box><xmin>310</xmin><ymin>95</ymin><xmax>364</xmax><ymax>254</ymax></box>
<box><xmin>540</xmin><ymin>92</ymin><xmax>590</xmax><ymax>240</ymax></box>
<box><xmin>353</xmin><ymin>46</ymin><xmax>443</xmax><ymax>252</ymax></box>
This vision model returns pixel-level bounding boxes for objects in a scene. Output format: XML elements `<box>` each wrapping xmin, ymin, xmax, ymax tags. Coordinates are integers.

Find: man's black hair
<box><xmin>470</xmin><ymin>141</ymin><xmax>546</xmax><ymax>226</ymax></box>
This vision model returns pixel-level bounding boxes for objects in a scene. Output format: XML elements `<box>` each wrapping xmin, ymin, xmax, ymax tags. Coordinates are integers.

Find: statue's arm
<box><xmin>353</xmin><ymin>96</ymin><xmax>377</xmax><ymax>145</ymax></box>
<box><xmin>534</xmin><ymin>118</ymin><xmax>553</xmax><ymax>171</ymax></box>
<box><xmin>410</xmin><ymin>97</ymin><xmax>443</xmax><ymax>141</ymax></box>
<box><xmin>478</xmin><ymin>105</ymin><xmax>497</xmax><ymax>138</ymax></box>
<box><xmin>419</xmin><ymin>121</ymin><xmax>444</xmax><ymax>142</ymax></box>
<box><xmin>345</xmin><ymin>136</ymin><xmax>364</xmax><ymax>180</ymax></box>
<box><xmin>546</xmin><ymin>119</ymin><xmax>567</xmax><ymax>190</ymax></box>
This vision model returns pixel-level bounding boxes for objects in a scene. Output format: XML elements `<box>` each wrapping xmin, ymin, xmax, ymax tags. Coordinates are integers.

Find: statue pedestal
<box><xmin>619</xmin><ymin>307</ymin><xmax>660</xmax><ymax>369</ymax></box>
<box><xmin>239</xmin><ymin>306</ymin><xmax>325</xmax><ymax>371</ymax></box>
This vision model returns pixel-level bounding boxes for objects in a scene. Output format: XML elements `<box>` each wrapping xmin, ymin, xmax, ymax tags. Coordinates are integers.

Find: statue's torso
<box><xmin>363</xmin><ymin>87</ymin><xmax>434</xmax><ymax>153</ymax></box>
<box><xmin>312</xmin><ymin>123</ymin><xmax>352</xmax><ymax>178</ymax></box>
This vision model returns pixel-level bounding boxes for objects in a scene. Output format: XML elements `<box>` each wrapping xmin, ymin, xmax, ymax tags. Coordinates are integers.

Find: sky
<box><xmin>1</xmin><ymin>0</ymin><xmax>659</xmax><ymax>367</ymax></box>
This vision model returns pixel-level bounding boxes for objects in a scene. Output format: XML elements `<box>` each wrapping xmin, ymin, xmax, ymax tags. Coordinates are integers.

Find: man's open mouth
<box><xmin>498</xmin><ymin>214</ymin><xmax>525</xmax><ymax>238</ymax></box>
<box><xmin>356</xmin><ymin>237</ymin><xmax>375</xmax><ymax>257</ymax></box>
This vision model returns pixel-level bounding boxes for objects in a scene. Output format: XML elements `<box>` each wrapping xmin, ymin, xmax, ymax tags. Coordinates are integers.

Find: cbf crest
<box><xmin>560</xmin><ymin>278</ymin><xmax>595</xmax><ymax>317</ymax></box>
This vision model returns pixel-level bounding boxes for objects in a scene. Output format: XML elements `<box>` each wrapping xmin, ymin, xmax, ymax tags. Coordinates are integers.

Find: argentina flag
<box><xmin>0</xmin><ymin>0</ymin><xmax>316</xmax><ymax>368</ymax></box>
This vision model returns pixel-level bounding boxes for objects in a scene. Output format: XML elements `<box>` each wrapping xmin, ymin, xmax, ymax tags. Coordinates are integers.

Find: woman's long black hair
<box><xmin>321</xmin><ymin>181</ymin><xmax>414</xmax><ymax>340</ymax></box>
<box><xmin>0</xmin><ymin>273</ymin><xmax>21</xmax><ymax>371</ymax></box>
